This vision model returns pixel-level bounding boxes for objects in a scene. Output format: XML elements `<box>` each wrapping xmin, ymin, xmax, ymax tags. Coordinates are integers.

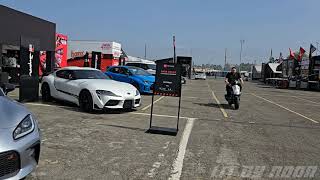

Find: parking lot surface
<box><xmin>12</xmin><ymin>78</ymin><xmax>320</xmax><ymax>179</ymax></box>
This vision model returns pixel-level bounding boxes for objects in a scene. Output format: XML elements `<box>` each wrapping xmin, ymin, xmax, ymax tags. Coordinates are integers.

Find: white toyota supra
<box><xmin>41</xmin><ymin>67</ymin><xmax>141</xmax><ymax>112</ymax></box>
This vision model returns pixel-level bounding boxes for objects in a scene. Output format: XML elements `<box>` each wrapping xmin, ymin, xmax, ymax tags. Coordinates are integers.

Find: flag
<box><xmin>278</xmin><ymin>52</ymin><xmax>283</xmax><ymax>63</ymax></box>
<box><xmin>310</xmin><ymin>44</ymin><xmax>316</xmax><ymax>55</ymax></box>
<box><xmin>289</xmin><ymin>48</ymin><xmax>295</xmax><ymax>59</ymax></box>
<box><xmin>308</xmin><ymin>44</ymin><xmax>317</xmax><ymax>74</ymax></box>
<box><xmin>298</xmin><ymin>47</ymin><xmax>306</xmax><ymax>61</ymax></box>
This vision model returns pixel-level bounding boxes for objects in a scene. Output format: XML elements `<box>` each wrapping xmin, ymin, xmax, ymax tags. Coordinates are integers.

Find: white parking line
<box><xmin>25</xmin><ymin>103</ymin><xmax>63</xmax><ymax>107</ymax></box>
<box><xmin>142</xmin><ymin>96</ymin><xmax>165</xmax><ymax>111</ymax></box>
<box><xmin>130</xmin><ymin>112</ymin><xmax>195</xmax><ymax>120</ymax></box>
<box><xmin>253</xmin><ymin>93</ymin><xmax>320</xmax><ymax>105</ymax></box>
<box><xmin>168</xmin><ymin>118</ymin><xmax>196</xmax><ymax>180</ymax></box>
<box><xmin>251</xmin><ymin>93</ymin><xmax>319</xmax><ymax>123</ymax></box>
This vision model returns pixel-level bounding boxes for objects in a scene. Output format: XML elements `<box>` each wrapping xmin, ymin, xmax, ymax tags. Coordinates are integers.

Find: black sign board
<box><xmin>147</xmin><ymin>61</ymin><xmax>182</xmax><ymax>136</ymax></box>
<box><xmin>19</xmin><ymin>36</ymin><xmax>40</xmax><ymax>102</ymax></box>
<box><xmin>91</xmin><ymin>51</ymin><xmax>102</xmax><ymax>70</ymax></box>
<box><xmin>154</xmin><ymin>62</ymin><xmax>182</xmax><ymax>97</ymax></box>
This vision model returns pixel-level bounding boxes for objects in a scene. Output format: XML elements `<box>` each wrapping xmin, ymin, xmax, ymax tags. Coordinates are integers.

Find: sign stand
<box><xmin>146</xmin><ymin>62</ymin><xmax>182</xmax><ymax>136</ymax></box>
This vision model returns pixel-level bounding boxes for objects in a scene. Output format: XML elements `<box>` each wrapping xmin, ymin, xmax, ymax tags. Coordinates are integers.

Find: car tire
<box><xmin>41</xmin><ymin>83</ymin><xmax>52</xmax><ymax>102</ymax></box>
<box><xmin>79</xmin><ymin>90</ymin><xmax>93</xmax><ymax>113</ymax></box>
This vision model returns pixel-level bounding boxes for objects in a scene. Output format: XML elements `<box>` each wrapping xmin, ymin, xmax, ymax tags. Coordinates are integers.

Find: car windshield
<box><xmin>147</xmin><ymin>64</ymin><xmax>156</xmax><ymax>70</ymax></box>
<box><xmin>73</xmin><ymin>70</ymin><xmax>109</xmax><ymax>79</ymax></box>
<box><xmin>128</xmin><ymin>67</ymin><xmax>151</xmax><ymax>76</ymax></box>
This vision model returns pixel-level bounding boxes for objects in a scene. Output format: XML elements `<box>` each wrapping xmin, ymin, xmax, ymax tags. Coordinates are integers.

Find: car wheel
<box><xmin>41</xmin><ymin>83</ymin><xmax>52</xmax><ymax>102</ymax></box>
<box><xmin>79</xmin><ymin>90</ymin><xmax>93</xmax><ymax>113</ymax></box>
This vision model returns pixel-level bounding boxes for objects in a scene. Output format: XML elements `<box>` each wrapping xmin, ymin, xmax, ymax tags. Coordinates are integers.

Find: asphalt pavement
<box><xmin>17</xmin><ymin>78</ymin><xmax>320</xmax><ymax>180</ymax></box>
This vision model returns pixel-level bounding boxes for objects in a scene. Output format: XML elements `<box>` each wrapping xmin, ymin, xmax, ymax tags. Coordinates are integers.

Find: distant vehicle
<box><xmin>126</xmin><ymin>61</ymin><xmax>156</xmax><ymax>75</ymax></box>
<box><xmin>0</xmin><ymin>83</ymin><xmax>41</xmax><ymax>180</ymax></box>
<box><xmin>240</xmin><ymin>71</ymin><xmax>249</xmax><ymax>81</ymax></box>
<box><xmin>106</xmin><ymin>66</ymin><xmax>155</xmax><ymax>94</ymax></box>
<box><xmin>195</xmin><ymin>72</ymin><xmax>207</xmax><ymax>80</ymax></box>
<box><xmin>41</xmin><ymin>67</ymin><xmax>141</xmax><ymax>112</ymax></box>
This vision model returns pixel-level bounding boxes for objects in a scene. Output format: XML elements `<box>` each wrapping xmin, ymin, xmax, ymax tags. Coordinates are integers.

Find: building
<box><xmin>0</xmin><ymin>5</ymin><xmax>56</xmax><ymax>101</ymax></box>
<box><xmin>252</xmin><ymin>65</ymin><xmax>262</xmax><ymax>80</ymax></box>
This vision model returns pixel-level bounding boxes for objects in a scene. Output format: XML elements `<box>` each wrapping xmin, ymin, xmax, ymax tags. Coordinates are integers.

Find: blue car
<box><xmin>106</xmin><ymin>66</ymin><xmax>155</xmax><ymax>93</ymax></box>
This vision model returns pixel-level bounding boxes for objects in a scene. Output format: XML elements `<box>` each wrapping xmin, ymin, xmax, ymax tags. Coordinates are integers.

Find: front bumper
<box><xmin>0</xmin><ymin>127</ymin><xmax>40</xmax><ymax>180</ymax></box>
<box><xmin>140</xmin><ymin>83</ymin><xmax>154</xmax><ymax>94</ymax></box>
<box><xmin>91</xmin><ymin>90</ymin><xmax>141</xmax><ymax>109</ymax></box>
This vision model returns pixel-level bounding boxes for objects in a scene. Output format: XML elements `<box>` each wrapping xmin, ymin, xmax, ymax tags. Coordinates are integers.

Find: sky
<box><xmin>1</xmin><ymin>0</ymin><xmax>320</xmax><ymax>65</ymax></box>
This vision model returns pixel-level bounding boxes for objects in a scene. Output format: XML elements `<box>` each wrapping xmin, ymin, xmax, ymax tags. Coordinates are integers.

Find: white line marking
<box><xmin>183</xmin><ymin>96</ymin><xmax>198</xmax><ymax>99</ymax></box>
<box><xmin>142</xmin><ymin>96</ymin><xmax>165</xmax><ymax>111</ymax></box>
<box><xmin>26</xmin><ymin>103</ymin><xmax>62</xmax><ymax>107</ymax></box>
<box><xmin>251</xmin><ymin>93</ymin><xmax>319</xmax><ymax>123</ymax></box>
<box><xmin>254</xmin><ymin>93</ymin><xmax>320</xmax><ymax>105</ymax></box>
<box><xmin>168</xmin><ymin>118</ymin><xmax>196</xmax><ymax>180</ymax></box>
<box><xmin>130</xmin><ymin>112</ymin><xmax>195</xmax><ymax>120</ymax></box>
<box><xmin>25</xmin><ymin>103</ymin><xmax>197</xmax><ymax>119</ymax></box>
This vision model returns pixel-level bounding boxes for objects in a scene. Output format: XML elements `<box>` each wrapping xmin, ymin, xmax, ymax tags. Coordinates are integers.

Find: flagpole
<box><xmin>308</xmin><ymin>45</ymin><xmax>312</xmax><ymax>77</ymax></box>
<box><xmin>173</xmin><ymin>35</ymin><xmax>176</xmax><ymax>63</ymax></box>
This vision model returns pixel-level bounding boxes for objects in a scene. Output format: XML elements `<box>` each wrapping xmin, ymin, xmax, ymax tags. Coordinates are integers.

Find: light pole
<box><xmin>240</xmin><ymin>40</ymin><xmax>245</xmax><ymax>72</ymax></box>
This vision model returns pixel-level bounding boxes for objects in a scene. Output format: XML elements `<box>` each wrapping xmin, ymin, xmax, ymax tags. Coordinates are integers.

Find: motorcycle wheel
<box><xmin>234</xmin><ymin>96</ymin><xmax>240</xmax><ymax>110</ymax></box>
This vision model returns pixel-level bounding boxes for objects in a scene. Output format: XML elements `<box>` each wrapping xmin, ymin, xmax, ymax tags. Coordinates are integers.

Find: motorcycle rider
<box><xmin>225</xmin><ymin>67</ymin><xmax>244</xmax><ymax>96</ymax></box>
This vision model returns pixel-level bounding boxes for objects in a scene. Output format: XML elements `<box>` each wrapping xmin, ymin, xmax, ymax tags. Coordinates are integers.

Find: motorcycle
<box><xmin>225</xmin><ymin>80</ymin><xmax>241</xmax><ymax>110</ymax></box>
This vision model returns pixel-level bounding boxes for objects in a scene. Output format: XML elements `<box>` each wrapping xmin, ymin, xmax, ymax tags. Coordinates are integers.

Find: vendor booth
<box><xmin>67</xmin><ymin>41</ymin><xmax>121</xmax><ymax>72</ymax></box>
<box><xmin>0</xmin><ymin>5</ymin><xmax>56</xmax><ymax>101</ymax></box>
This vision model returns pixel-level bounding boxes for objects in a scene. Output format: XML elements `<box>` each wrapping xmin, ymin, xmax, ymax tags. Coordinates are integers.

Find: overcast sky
<box><xmin>1</xmin><ymin>0</ymin><xmax>320</xmax><ymax>65</ymax></box>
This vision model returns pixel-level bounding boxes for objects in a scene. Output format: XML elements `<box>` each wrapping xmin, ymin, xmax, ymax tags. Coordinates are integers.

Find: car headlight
<box><xmin>13</xmin><ymin>114</ymin><xmax>35</xmax><ymax>140</ymax></box>
<box><xmin>96</xmin><ymin>90</ymin><xmax>121</xmax><ymax>97</ymax></box>
<box><xmin>136</xmin><ymin>90</ymin><xmax>140</xmax><ymax>96</ymax></box>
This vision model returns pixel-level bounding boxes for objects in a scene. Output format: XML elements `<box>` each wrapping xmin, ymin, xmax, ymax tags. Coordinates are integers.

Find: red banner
<box><xmin>55</xmin><ymin>33</ymin><xmax>68</xmax><ymax>68</ymax></box>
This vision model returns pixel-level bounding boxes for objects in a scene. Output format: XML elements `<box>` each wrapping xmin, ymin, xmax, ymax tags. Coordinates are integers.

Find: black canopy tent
<box><xmin>0</xmin><ymin>5</ymin><xmax>56</xmax><ymax>101</ymax></box>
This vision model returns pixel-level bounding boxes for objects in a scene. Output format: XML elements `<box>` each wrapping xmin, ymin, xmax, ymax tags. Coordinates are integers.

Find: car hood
<box><xmin>134</xmin><ymin>75</ymin><xmax>155</xmax><ymax>82</ymax></box>
<box><xmin>76</xmin><ymin>79</ymin><xmax>137</xmax><ymax>95</ymax></box>
<box><xmin>147</xmin><ymin>69</ymin><xmax>156</xmax><ymax>75</ymax></box>
<box><xmin>0</xmin><ymin>96</ymin><xmax>31</xmax><ymax>128</ymax></box>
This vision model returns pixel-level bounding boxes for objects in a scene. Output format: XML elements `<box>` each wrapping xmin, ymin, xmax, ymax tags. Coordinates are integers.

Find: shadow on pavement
<box><xmin>24</xmin><ymin>98</ymin><xmax>136</xmax><ymax>115</ymax></box>
<box><xmin>105</xmin><ymin>124</ymin><xmax>146</xmax><ymax>132</ymax></box>
<box><xmin>193</xmin><ymin>102</ymin><xmax>234</xmax><ymax>110</ymax></box>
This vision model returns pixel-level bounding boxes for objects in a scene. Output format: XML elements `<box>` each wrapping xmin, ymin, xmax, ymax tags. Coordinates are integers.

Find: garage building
<box><xmin>0</xmin><ymin>5</ymin><xmax>56</xmax><ymax>101</ymax></box>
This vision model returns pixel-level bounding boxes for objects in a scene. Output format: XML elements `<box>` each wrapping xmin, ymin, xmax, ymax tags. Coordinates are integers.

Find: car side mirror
<box><xmin>1</xmin><ymin>83</ymin><xmax>15</xmax><ymax>95</ymax></box>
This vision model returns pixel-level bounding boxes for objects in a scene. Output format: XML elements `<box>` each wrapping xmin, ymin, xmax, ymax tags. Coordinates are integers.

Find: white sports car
<box><xmin>194</xmin><ymin>72</ymin><xmax>207</xmax><ymax>80</ymax></box>
<box><xmin>41</xmin><ymin>67</ymin><xmax>141</xmax><ymax>112</ymax></box>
